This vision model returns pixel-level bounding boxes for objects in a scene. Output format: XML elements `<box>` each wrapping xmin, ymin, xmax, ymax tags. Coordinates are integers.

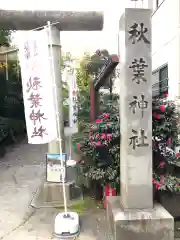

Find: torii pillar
<box><xmin>0</xmin><ymin>9</ymin><xmax>103</xmax><ymax>205</ymax></box>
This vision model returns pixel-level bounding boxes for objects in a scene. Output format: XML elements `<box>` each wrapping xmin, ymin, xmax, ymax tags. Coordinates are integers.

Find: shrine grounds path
<box><xmin>0</xmin><ymin>138</ymin><xmax>108</xmax><ymax>240</ymax></box>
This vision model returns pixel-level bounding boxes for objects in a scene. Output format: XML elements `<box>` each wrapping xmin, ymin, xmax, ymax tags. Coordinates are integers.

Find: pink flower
<box><xmin>77</xmin><ymin>143</ymin><xmax>81</xmax><ymax>150</ymax></box>
<box><xmin>176</xmin><ymin>153</ymin><xmax>180</xmax><ymax>158</ymax></box>
<box><xmin>159</xmin><ymin>105</ymin><xmax>165</xmax><ymax>112</ymax></box>
<box><xmin>159</xmin><ymin>162</ymin><xmax>165</xmax><ymax>167</ymax></box>
<box><xmin>103</xmin><ymin>113</ymin><xmax>109</xmax><ymax>119</ymax></box>
<box><xmin>96</xmin><ymin>141</ymin><xmax>102</xmax><ymax>146</ymax></box>
<box><xmin>176</xmin><ymin>184</ymin><xmax>179</xmax><ymax>187</ymax></box>
<box><xmin>96</xmin><ymin>119</ymin><xmax>102</xmax><ymax>124</ymax></box>
<box><xmin>163</xmin><ymin>93</ymin><xmax>168</xmax><ymax>97</ymax></box>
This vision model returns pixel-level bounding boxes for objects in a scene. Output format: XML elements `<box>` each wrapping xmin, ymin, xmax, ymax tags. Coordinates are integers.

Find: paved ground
<box><xmin>0</xmin><ymin>139</ymin><xmax>46</xmax><ymax>239</ymax></box>
<box><xmin>1</xmin><ymin>139</ymin><xmax>180</xmax><ymax>240</ymax></box>
<box><xmin>0</xmin><ymin>139</ymin><xmax>108</xmax><ymax>240</ymax></box>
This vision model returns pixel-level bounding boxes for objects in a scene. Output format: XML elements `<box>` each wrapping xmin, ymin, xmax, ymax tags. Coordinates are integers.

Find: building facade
<box><xmin>152</xmin><ymin>0</ymin><xmax>180</xmax><ymax>99</ymax></box>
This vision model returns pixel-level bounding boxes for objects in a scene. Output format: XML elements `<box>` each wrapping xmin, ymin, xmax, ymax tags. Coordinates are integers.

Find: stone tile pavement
<box><xmin>0</xmin><ymin>139</ymin><xmax>108</xmax><ymax>240</ymax></box>
<box><xmin>0</xmin><ymin>139</ymin><xmax>46</xmax><ymax>239</ymax></box>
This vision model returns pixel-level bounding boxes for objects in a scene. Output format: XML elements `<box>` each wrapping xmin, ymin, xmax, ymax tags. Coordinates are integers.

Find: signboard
<box><xmin>46</xmin><ymin>153</ymin><xmax>68</xmax><ymax>183</ymax></box>
<box><xmin>93</xmin><ymin>55</ymin><xmax>119</xmax><ymax>90</ymax></box>
<box><xmin>18</xmin><ymin>30</ymin><xmax>57</xmax><ymax>144</ymax></box>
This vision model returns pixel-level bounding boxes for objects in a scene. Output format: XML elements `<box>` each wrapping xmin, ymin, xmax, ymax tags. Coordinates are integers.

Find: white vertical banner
<box><xmin>18</xmin><ymin>30</ymin><xmax>57</xmax><ymax>144</ymax></box>
<box><xmin>67</xmin><ymin>68</ymin><xmax>78</xmax><ymax>134</ymax></box>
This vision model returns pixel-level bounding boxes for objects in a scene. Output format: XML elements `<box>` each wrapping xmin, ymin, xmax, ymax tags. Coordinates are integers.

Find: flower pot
<box><xmin>159</xmin><ymin>191</ymin><xmax>180</xmax><ymax>217</ymax></box>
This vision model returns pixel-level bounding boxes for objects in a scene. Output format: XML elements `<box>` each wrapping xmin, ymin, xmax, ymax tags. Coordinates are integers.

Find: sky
<box><xmin>1</xmin><ymin>0</ymin><xmax>149</xmax><ymax>58</ymax></box>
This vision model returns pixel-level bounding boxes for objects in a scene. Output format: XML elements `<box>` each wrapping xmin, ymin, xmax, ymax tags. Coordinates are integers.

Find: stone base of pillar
<box><xmin>106</xmin><ymin>196</ymin><xmax>174</xmax><ymax>240</ymax></box>
<box><xmin>31</xmin><ymin>181</ymin><xmax>82</xmax><ymax>208</ymax></box>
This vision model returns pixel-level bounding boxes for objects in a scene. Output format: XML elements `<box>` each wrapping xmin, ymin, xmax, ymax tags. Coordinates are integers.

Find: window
<box><xmin>159</xmin><ymin>66</ymin><xmax>168</xmax><ymax>94</ymax></box>
<box><xmin>152</xmin><ymin>71</ymin><xmax>159</xmax><ymax>97</ymax></box>
<box><xmin>152</xmin><ymin>64</ymin><xmax>168</xmax><ymax>97</ymax></box>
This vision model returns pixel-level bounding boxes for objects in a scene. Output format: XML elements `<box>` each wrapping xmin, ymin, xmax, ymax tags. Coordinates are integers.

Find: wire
<box><xmin>152</xmin><ymin>29</ymin><xmax>180</xmax><ymax>57</ymax></box>
<box><xmin>47</xmin><ymin>21</ymin><xmax>68</xmax><ymax>215</ymax></box>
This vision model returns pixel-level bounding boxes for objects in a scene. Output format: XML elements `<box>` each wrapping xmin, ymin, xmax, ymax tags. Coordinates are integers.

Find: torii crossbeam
<box><xmin>0</xmin><ymin>9</ymin><xmax>103</xmax><ymax>30</ymax></box>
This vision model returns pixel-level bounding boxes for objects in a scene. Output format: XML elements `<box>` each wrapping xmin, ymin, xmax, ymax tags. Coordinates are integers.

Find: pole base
<box><xmin>54</xmin><ymin>212</ymin><xmax>80</xmax><ymax>239</ymax></box>
<box><xmin>55</xmin><ymin>229</ymin><xmax>80</xmax><ymax>239</ymax></box>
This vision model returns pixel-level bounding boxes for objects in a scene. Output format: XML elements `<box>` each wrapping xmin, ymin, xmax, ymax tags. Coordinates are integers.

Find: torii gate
<box><xmin>0</xmin><ymin>9</ymin><xmax>103</xmax><ymax>205</ymax></box>
<box><xmin>0</xmin><ymin>9</ymin><xmax>103</xmax><ymax>153</ymax></box>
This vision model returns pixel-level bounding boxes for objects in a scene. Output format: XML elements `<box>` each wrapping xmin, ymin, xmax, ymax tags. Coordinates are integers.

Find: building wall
<box><xmin>152</xmin><ymin>0</ymin><xmax>180</xmax><ymax>99</ymax></box>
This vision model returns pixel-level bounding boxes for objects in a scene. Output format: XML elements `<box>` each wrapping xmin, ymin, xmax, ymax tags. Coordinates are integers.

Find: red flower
<box><xmin>159</xmin><ymin>105</ymin><xmax>165</xmax><ymax>112</ymax></box>
<box><xmin>103</xmin><ymin>113</ymin><xmax>109</xmax><ymax>119</ymax></box>
<box><xmin>159</xmin><ymin>161</ymin><xmax>165</xmax><ymax>167</ymax></box>
<box><xmin>96</xmin><ymin>119</ymin><xmax>102</xmax><ymax>124</ymax></box>
<box><xmin>176</xmin><ymin>153</ymin><xmax>180</xmax><ymax>158</ymax></box>
<box><xmin>155</xmin><ymin>181</ymin><xmax>161</xmax><ymax>189</ymax></box>
<box><xmin>101</xmin><ymin>134</ymin><xmax>106</xmax><ymax>140</ymax></box>
<box><xmin>176</xmin><ymin>184</ymin><xmax>179</xmax><ymax>187</ymax></box>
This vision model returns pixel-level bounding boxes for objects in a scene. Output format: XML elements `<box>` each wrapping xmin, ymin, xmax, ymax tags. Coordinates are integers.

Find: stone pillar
<box><xmin>106</xmin><ymin>8</ymin><xmax>174</xmax><ymax>240</ymax></box>
<box><xmin>47</xmin><ymin>27</ymin><xmax>65</xmax><ymax>153</ymax></box>
<box><xmin>120</xmin><ymin>8</ymin><xmax>152</xmax><ymax>209</ymax></box>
